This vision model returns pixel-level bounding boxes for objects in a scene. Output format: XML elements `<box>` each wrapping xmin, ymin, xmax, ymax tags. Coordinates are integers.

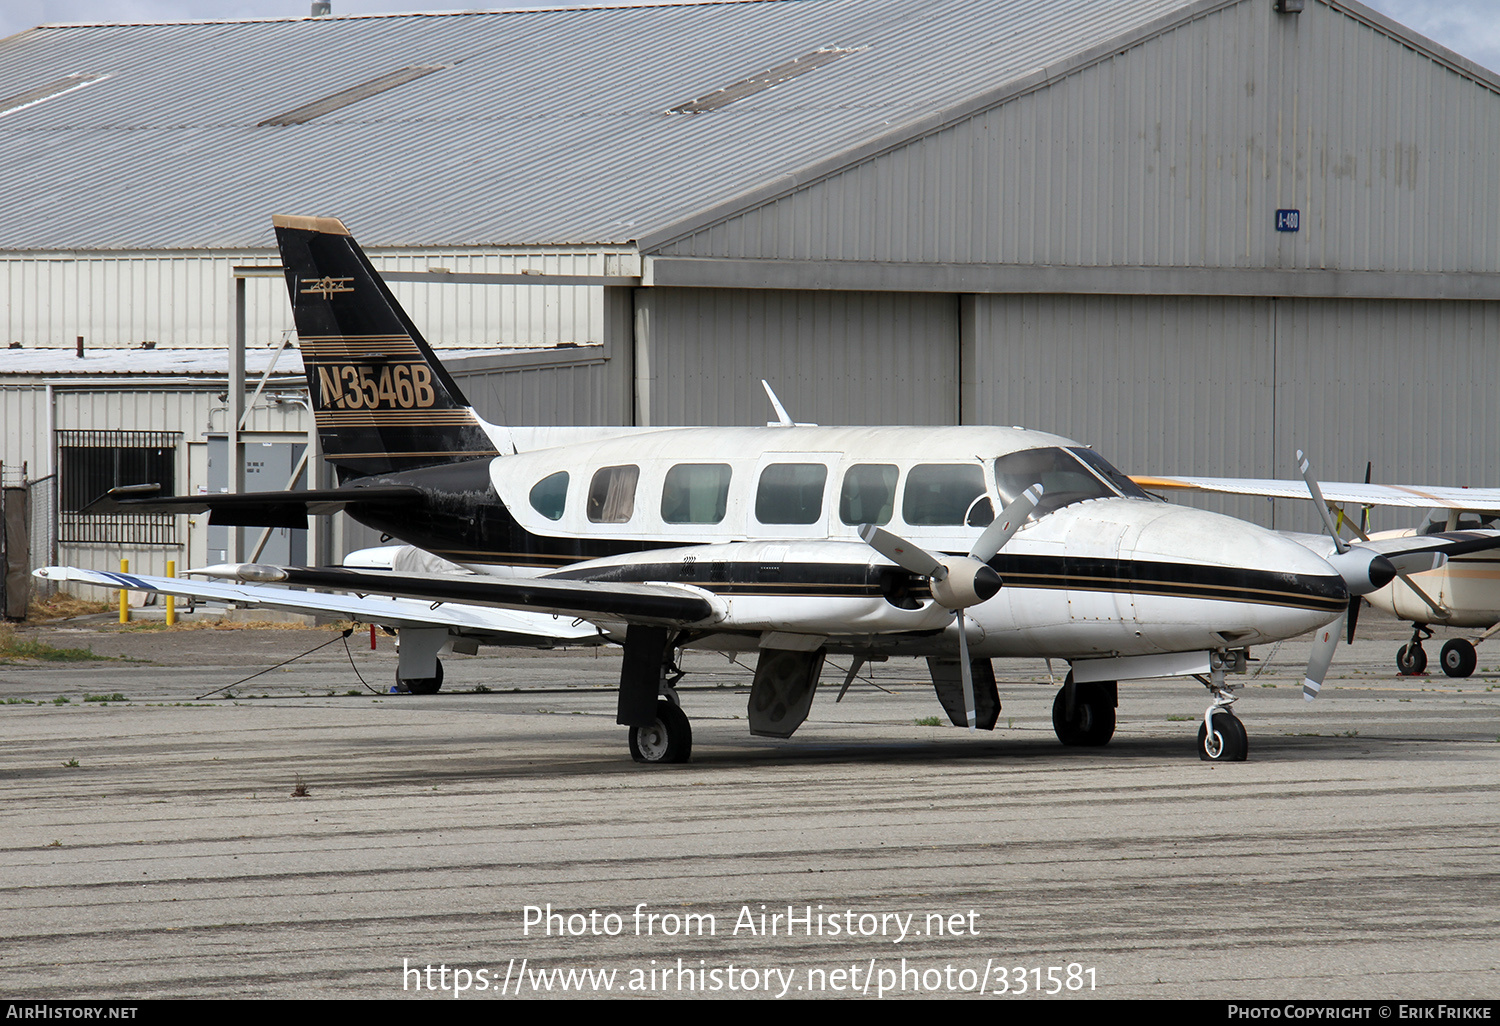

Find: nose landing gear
<box><xmin>1195</xmin><ymin>655</ymin><xmax>1248</xmax><ymax>762</ymax></box>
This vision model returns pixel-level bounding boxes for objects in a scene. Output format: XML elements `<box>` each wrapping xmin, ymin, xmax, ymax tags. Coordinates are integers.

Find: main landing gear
<box><xmin>628</xmin><ymin>695</ymin><xmax>693</xmax><ymax>764</ymax></box>
<box><xmin>1397</xmin><ymin>626</ymin><xmax>1479</xmax><ymax>678</ymax></box>
<box><xmin>1052</xmin><ymin>674</ymin><xmax>1116</xmax><ymax>746</ymax></box>
<box><xmin>397</xmin><ymin>657</ymin><xmax>444</xmax><ymax>694</ymax></box>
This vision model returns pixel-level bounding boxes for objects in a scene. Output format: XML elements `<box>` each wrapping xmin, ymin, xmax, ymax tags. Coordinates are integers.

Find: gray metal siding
<box><xmin>642</xmin><ymin>287</ymin><xmax>957</xmax><ymax>427</ymax></box>
<box><xmin>1</xmin><ymin>248</ymin><xmax>616</xmax><ymax>349</ymax></box>
<box><xmin>655</xmin><ymin>0</ymin><xmax>1500</xmax><ymax>276</ymax></box>
<box><xmin>965</xmin><ymin>292</ymin><xmax>1500</xmax><ymax>531</ymax></box>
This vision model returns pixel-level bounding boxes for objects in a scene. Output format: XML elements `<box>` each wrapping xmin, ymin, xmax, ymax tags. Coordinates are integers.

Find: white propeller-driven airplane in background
<box><xmin>34</xmin><ymin>215</ymin><xmax>1496</xmax><ymax>765</ymax></box>
<box><xmin>1133</xmin><ymin>470</ymin><xmax>1500</xmax><ymax>679</ymax></box>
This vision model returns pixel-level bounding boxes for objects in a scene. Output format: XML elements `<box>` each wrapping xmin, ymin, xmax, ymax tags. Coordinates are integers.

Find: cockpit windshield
<box><xmin>993</xmin><ymin>447</ymin><xmax>1153</xmax><ymax>518</ymax></box>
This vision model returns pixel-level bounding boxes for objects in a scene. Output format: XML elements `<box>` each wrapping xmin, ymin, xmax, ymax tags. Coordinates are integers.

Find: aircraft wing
<box><xmin>1131</xmin><ymin>475</ymin><xmax>1500</xmax><ymax>512</ymax></box>
<box><xmin>38</xmin><ymin>564</ymin><xmax>722</xmax><ymax>632</ymax></box>
<box><xmin>33</xmin><ymin>566</ymin><xmax>603</xmax><ymax>646</ymax></box>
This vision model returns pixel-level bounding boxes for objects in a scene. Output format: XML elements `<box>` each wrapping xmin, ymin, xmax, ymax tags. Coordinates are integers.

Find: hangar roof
<box><xmin>0</xmin><ymin>0</ymin><xmax>1224</xmax><ymax>251</ymax></box>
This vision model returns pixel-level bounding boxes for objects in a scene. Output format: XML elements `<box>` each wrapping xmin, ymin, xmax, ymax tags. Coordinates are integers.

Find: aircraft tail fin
<box><xmin>272</xmin><ymin>214</ymin><xmax>508</xmax><ymax>480</ymax></box>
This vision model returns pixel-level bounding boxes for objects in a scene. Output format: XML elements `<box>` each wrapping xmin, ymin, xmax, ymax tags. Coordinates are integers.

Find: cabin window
<box><xmin>755</xmin><ymin>463</ymin><xmax>827</xmax><ymax>525</ymax></box>
<box><xmin>662</xmin><ymin>464</ymin><xmax>732</xmax><ymax>524</ymax></box>
<box><xmin>839</xmin><ymin>464</ymin><xmax>898</xmax><ymax>526</ymax></box>
<box><xmin>587</xmin><ymin>464</ymin><xmax>639</xmax><ymax>523</ymax></box>
<box><xmin>528</xmin><ymin>471</ymin><xmax>569</xmax><ymax>521</ymax></box>
<box><xmin>902</xmin><ymin>464</ymin><xmax>985</xmax><ymax>526</ymax></box>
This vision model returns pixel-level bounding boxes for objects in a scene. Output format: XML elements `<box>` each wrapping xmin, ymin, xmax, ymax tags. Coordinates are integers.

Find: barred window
<box><xmin>58</xmin><ymin>430</ymin><xmax>181</xmax><ymax>545</ymax></box>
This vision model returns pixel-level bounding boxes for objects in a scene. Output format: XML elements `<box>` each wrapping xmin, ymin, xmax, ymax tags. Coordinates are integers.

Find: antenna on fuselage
<box><xmin>761</xmin><ymin>380</ymin><xmax>816</xmax><ymax>427</ymax></box>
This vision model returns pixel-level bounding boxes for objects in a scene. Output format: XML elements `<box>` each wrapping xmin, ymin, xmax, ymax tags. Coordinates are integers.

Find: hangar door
<box><xmin>638</xmin><ymin>288</ymin><xmax>959</xmax><ymax>427</ymax></box>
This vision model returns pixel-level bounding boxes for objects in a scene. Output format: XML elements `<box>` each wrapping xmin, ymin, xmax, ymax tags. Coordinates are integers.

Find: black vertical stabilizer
<box><xmin>272</xmin><ymin>214</ymin><xmax>502</xmax><ymax>481</ymax></box>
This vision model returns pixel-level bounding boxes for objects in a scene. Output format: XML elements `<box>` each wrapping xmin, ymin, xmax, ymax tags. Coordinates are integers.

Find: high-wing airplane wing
<box><xmin>1132</xmin><ymin>475</ymin><xmax>1500</xmax><ymax>512</ymax></box>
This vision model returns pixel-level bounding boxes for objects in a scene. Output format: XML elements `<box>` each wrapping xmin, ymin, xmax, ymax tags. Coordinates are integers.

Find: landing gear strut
<box><xmin>1195</xmin><ymin>655</ymin><xmax>1247</xmax><ymax>762</ymax></box>
<box><xmin>618</xmin><ymin>626</ymin><xmax>693</xmax><ymax>764</ymax></box>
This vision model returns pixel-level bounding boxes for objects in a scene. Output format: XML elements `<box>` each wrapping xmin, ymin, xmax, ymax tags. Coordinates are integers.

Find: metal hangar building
<box><xmin>1</xmin><ymin>0</ymin><xmax>1496</xmax><ymax>581</ymax></box>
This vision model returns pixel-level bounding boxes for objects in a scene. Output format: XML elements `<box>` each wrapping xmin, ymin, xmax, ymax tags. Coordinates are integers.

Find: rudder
<box><xmin>272</xmin><ymin>214</ymin><xmax>505</xmax><ymax>480</ymax></box>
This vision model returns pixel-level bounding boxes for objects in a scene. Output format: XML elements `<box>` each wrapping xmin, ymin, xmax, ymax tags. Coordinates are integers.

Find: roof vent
<box><xmin>311</xmin><ymin>2</ymin><xmax>332</xmax><ymax>15</ymax></box>
<box><xmin>258</xmin><ymin>64</ymin><xmax>447</xmax><ymax>127</ymax></box>
<box><xmin>668</xmin><ymin>46</ymin><xmax>862</xmax><ymax>114</ymax></box>
<box><xmin>0</xmin><ymin>73</ymin><xmax>108</xmax><ymax>120</ymax></box>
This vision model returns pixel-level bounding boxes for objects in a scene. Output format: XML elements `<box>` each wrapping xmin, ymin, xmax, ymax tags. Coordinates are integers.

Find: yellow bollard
<box><xmin>119</xmin><ymin>559</ymin><xmax>129</xmax><ymax>623</ymax></box>
<box><xmin>165</xmin><ymin>560</ymin><xmax>176</xmax><ymax>627</ymax></box>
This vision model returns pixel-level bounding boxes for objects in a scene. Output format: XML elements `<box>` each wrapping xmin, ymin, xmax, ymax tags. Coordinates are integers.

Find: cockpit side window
<box><xmin>528</xmin><ymin>471</ymin><xmax>569</xmax><ymax>521</ymax></box>
<box><xmin>992</xmin><ymin>447</ymin><xmax>1120</xmax><ymax>517</ymax></box>
<box><xmin>662</xmin><ymin>463</ymin><xmax>732</xmax><ymax>524</ymax></box>
<box><xmin>902</xmin><ymin>464</ymin><xmax>985</xmax><ymax>525</ymax></box>
<box><xmin>839</xmin><ymin>464</ymin><xmax>898</xmax><ymax>526</ymax></box>
<box><xmin>587</xmin><ymin>464</ymin><xmax>639</xmax><ymax>523</ymax></box>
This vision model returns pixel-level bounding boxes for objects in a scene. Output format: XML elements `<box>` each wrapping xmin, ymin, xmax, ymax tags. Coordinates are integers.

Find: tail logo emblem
<box><xmin>300</xmin><ymin>275</ymin><xmax>355</xmax><ymax>299</ymax></box>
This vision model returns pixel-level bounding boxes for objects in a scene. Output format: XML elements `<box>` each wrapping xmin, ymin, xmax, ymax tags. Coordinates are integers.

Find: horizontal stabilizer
<box><xmin>82</xmin><ymin>483</ymin><xmax>426</xmax><ymax>528</ymax></box>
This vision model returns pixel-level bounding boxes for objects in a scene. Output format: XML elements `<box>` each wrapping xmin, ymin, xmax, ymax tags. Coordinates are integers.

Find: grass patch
<box><xmin>0</xmin><ymin>624</ymin><xmax>106</xmax><ymax>663</ymax></box>
<box><xmin>84</xmin><ymin>693</ymin><xmax>127</xmax><ymax>703</ymax></box>
<box><xmin>26</xmin><ymin>592</ymin><xmax>111</xmax><ymax>622</ymax></box>
<box><xmin>914</xmin><ymin>716</ymin><xmax>943</xmax><ymax>727</ymax></box>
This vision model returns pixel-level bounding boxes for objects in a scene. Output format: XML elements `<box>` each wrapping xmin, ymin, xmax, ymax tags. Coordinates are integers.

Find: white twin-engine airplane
<box><xmin>36</xmin><ymin>215</ymin><xmax>1494</xmax><ymax>765</ymax></box>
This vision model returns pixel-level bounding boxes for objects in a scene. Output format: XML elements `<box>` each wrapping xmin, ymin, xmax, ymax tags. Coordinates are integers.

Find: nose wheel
<box><xmin>1397</xmin><ymin>625</ymin><xmax>1433</xmax><ymax>676</ymax></box>
<box><xmin>1195</xmin><ymin>660</ymin><xmax>1247</xmax><ymax>761</ymax></box>
<box><xmin>1198</xmin><ymin>709</ymin><xmax>1248</xmax><ymax>761</ymax></box>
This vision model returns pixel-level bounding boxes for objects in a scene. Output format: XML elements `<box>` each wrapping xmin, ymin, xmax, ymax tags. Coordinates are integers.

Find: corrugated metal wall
<box><xmin>656</xmin><ymin>1</ymin><xmax>1500</xmax><ymax>273</ymax></box>
<box><xmin>966</xmin><ymin>293</ymin><xmax>1500</xmax><ymax>532</ymax></box>
<box><xmin>640</xmin><ymin>287</ymin><xmax>958</xmax><ymax>426</ymax></box>
<box><xmin>0</xmin><ymin>247</ymin><xmax>623</xmax><ymax>348</ymax></box>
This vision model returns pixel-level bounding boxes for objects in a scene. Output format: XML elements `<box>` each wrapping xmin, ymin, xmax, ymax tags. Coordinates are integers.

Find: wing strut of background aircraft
<box><xmin>36</xmin><ymin>214</ymin><xmax>1499</xmax><ymax>764</ymax></box>
<box><xmin>1133</xmin><ymin>466</ymin><xmax>1500</xmax><ymax>678</ymax></box>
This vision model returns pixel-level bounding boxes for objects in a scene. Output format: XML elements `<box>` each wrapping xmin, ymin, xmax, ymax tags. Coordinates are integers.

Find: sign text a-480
<box><xmin>316</xmin><ymin>363</ymin><xmax>437</xmax><ymax>409</ymax></box>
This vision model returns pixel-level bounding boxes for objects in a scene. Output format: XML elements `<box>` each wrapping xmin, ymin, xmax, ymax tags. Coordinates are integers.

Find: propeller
<box><xmin>860</xmin><ymin>484</ymin><xmax>1043</xmax><ymax>729</ymax></box>
<box><xmin>1295</xmin><ymin>451</ymin><xmax>1396</xmax><ymax>699</ymax></box>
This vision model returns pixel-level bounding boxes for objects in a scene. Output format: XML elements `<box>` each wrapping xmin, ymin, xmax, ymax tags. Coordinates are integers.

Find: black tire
<box><xmin>399</xmin><ymin>657</ymin><xmax>444</xmax><ymax>695</ymax></box>
<box><xmin>629</xmin><ymin>700</ymin><xmax>693</xmax><ymax>764</ymax></box>
<box><xmin>1440</xmin><ymin>639</ymin><xmax>1477</xmax><ymax>679</ymax></box>
<box><xmin>1197</xmin><ymin>711</ymin><xmax>1248</xmax><ymax>762</ymax></box>
<box><xmin>1396</xmin><ymin>644</ymin><xmax>1427</xmax><ymax>676</ymax></box>
<box><xmin>1052</xmin><ymin>681</ymin><xmax>1116</xmax><ymax>746</ymax></box>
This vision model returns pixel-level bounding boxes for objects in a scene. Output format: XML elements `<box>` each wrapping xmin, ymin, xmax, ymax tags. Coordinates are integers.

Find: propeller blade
<box><xmin>1303</xmin><ymin>609</ymin><xmax>1346</xmax><ymax>701</ymax></box>
<box><xmin>969</xmin><ymin>484</ymin><xmax>1043</xmax><ymax>562</ymax></box>
<box><xmin>1346</xmin><ymin>595</ymin><xmax>1361</xmax><ymax>644</ymax></box>
<box><xmin>956</xmin><ymin>611</ymin><xmax>977</xmax><ymax>731</ymax></box>
<box><xmin>1296</xmin><ymin>449</ymin><xmax>1349</xmax><ymax>555</ymax></box>
<box><xmin>858</xmin><ymin>524</ymin><xmax>946</xmax><ymax>580</ymax></box>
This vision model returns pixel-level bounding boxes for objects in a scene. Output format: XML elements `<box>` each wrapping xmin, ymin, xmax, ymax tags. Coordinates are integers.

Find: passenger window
<box><xmin>528</xmin><ymin>471</ymin><xmax>568</xmax><ymax>521</ymax></box>
<box><xmin>756</xmin><ymin>463</ymin><xmax>827</xmax><ymax>525</ymax></box>
<box><xmin>662</xmin><ymin>464</ymin><xmax>732</xmax><ymax>524</ymax></box>
<box><xmin>902</xmin><ymin>464</ymin><xmax>985</xmax><ymax>526</ymax></box>
<box><xmin>839</xmin><ymin>464</ymin><xmax>898</xmax><ymax>525</ymax></box>
<box><xmin>587</xmin><ymin>464</ymin><xmax>639</xmax><ymax>523</ymax></box>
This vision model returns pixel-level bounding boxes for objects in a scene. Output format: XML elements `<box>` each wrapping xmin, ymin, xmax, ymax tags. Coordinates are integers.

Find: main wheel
<box><xmin>1440</xmin><ymin>639</ymin><xmax>1477</xmax><ymax>678</ymax></box>
<box><xmin>1198</xmin><ymin>710</ymin><xmax>1248</xmax><ymax>762</ymax></box>
<box><xmin>1052</xmin><ymin>681</ymin><xmax>1116</xmax><ymax>746</ymax></box>
<box><xmin>399</xmin><ymin>657</ymin><xmax>444</xmax><ymax>695</ymax></box>
<box><xmin>1396</xmin><ymin>644</ymin><xmax>1427</xmax><ymax>676</ymax></box>
<box><xmin>629</xmin><ymin>700</ymin><xmax>693</xmax><ymax>764</ymax></box>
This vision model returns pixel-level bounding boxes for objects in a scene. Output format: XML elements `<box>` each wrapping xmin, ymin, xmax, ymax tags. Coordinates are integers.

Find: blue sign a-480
<box><xmin>1275</xmin><ymin>209</ymin><xmax>1301</xmax><ymax>232</ymax></box>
